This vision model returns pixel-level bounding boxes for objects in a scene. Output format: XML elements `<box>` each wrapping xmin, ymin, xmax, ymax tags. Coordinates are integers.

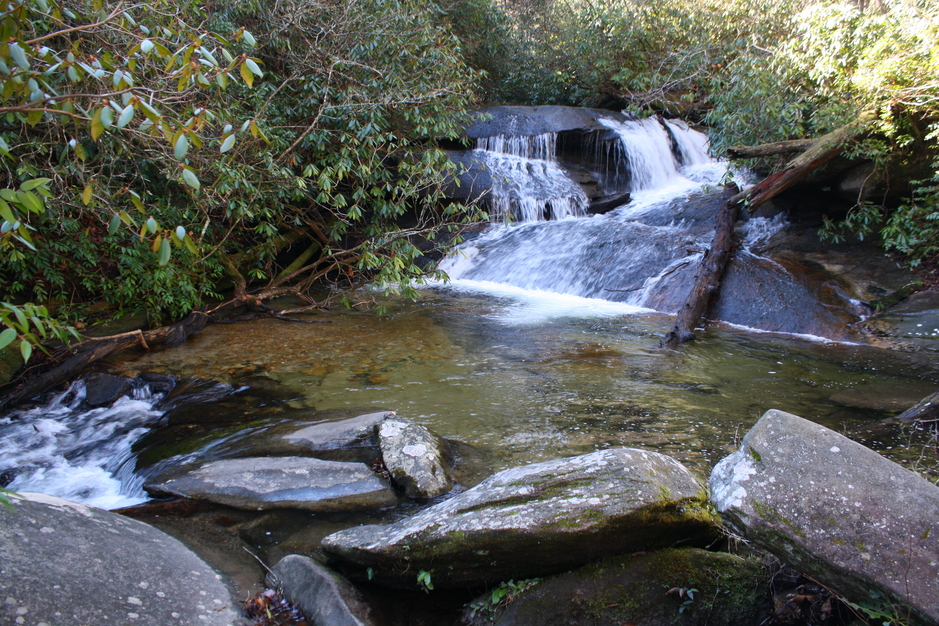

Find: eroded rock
<box><xmin>0</xmin><ymin>492</ymin><xmax>242</xmax><ymax>626</ymax></box>
<box><xmin>145</xmin><ymin>456</ymin><xmax>397</xmax><ymax>512</ymax></box>
<box><xmin>376</xmin><ymin>416</ymin><xmax>452</xmax><ymax>499</ymax></box>
<box><xmin>270</xmin><ymin>555</ymin><xmax>378</xmax><ymax>626</ymax></box>
<box><xmin>710</xmin><ymin>409</ymin><xmax>939</xmax><ymax>624</ymax></box>
<box><xmin>462</xmin><ymin>548</ymin><xmax>772</xmax><ymax>626</ymax></box>
<box><xmin>322</xmin><ymin>448</ymin><xmax>718</xmax><ymax>588</ymax></box>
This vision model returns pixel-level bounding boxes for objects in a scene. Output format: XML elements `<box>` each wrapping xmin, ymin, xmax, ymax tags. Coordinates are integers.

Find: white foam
<box><xmin>438</xmin><ymin>279</ymin><xmax>653</xmax><ymax>324</ymax></box>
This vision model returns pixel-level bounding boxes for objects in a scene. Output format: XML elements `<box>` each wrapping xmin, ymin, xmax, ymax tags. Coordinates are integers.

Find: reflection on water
<box><xmin>111</xmin><ymin>290</ymin><xmax>939</xmax><ymax>479</ymax></box>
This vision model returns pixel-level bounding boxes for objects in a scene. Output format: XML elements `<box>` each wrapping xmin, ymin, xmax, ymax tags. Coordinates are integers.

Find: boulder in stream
<box><xmin>0</xmin><ymin>492</ymin><xmax>242</xmax><ymax>626</ymax></box>
<box><xmin>82</xmin><ymin>372</ymin><xmax>133</xmax><ymax>407</ymax></box>
<box><xmin>709</xmin><ymin>409</ymin><xmax>939</xmax><ymax>624</ymax></box>
<box><xmin>270</xmin><ymin>554</ymin><xmax>378</xmax><ymax>626</ymax></box>
<box><xmin>376</xmin><ymin>415</ymin><xmax>452</xmax><ymax>499</ymax></box>
<box><xmin>145</xmin><ymin>456</ymin><xmax>397</xmax><ymax>512</ymax></box>
<box><xmin>322</xmin><ymin>448</ymin><xmax>718</xmax><ymax>588</ymax></box>
<box><xmin>461</xmin><ymin>548</ymin><xmax>772</xmax><ymax>626</ymax></box>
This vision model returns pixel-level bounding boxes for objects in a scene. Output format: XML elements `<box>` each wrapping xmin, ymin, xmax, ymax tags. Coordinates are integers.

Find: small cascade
<box><xmin>473</xmin><ymin>133</ymin><xmax>588</xmax><ymax>222</ymax></box>
<box><xmin>0</xmin><ymin>380</ymin><xmax>165</xmax><ymax>509</ymax></box>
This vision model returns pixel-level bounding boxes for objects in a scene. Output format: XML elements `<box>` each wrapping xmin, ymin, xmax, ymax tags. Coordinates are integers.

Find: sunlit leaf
<box><xmin>174</xmin><ymin>133</ymin><xmax>189</xmax><ymax>160</ymax></box>
<box><xmin>82</xmin><ymin>183</ymin><xmax>93</xmax><ymax>206</ymax></box>
<box><xmin>245</xmin><ymin>58</ymin><xmax>263</xmax><ymax>77</ymax></box>
<box><xmin>181</xmin><ymin>168</ymin><xmax>200</xmax><ymax>191</ymax></box>
<box><xmin>0</xmin><ymin>328</ymin><xmax>16</xmax><ymax>351</ymax></box>
<box><xmin>175</xmin><ymin>225</ymin><xmax>186</xmax><ymax>240</ymax></box>
<box><xmin>240</xmin><ymin>62</ymin><xmax>254</xmax><ymax>87</ymax></box>
<box><xmin>220</xmin><ymin>134</ymin><xmax>236</xmax><ymax>153</ymax></box>
<box><xmin>146</xmin><ymin>216</ymin><xmax>158</xmax><ymax>233</ymax></box>
<box><xmin>117</xmin><ymin>104</ymin><xmax>134</xmax><ymax>128</ymax></box>
<box><xmin>9</xmin><ymin>42</ymin><xmax>30</xmax><ymax>70</ymax></box>
<box><xmin>20</xmin><ymin>179</ymin><xmax>51</xmax><ymax>192</ymax></box>
<box><xmin>158</xmin><ymin>237</ymin><xmax>171</xmax><ymax>265</ymax></box>
<box><xmin>20</xmin><ymin>340</ymin><xmax>32</xmax><ymax>363</ymax></box>
<box><xmin>108</xmin><ymin>213</ymin><xmax>121</xmax><ymax>235</ymax></box>
<box><xmin>242</xmin><ymin>30</ymin><xmax>257</xmax><ymax>47</ymax></box>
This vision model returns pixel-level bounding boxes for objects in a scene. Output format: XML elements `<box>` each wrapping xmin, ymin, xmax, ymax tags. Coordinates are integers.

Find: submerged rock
<box><xmin>0</xmin><ymin>492</ymin><xmax>242</xmax><ymax>626</ymax></box>
<box><xmin>461</xmin><ymin>548</ymin><xmax>772</xmax><ymax>626</ymax></box>
<box><xmin>709</xmin><ymin>409</ymin><xmax>939</xmax><ymax>624</ymax></box>
<box><xmin>82</xmin><ymin>372</ymin><xmax>133</xmax><ymax>407</ymax></box>
<box><xmin>145</xmin><ymin>456</ymin><xmax>397</xmax><ymax>512</ymax></box>
<box><xmin>376</xmin><ymin>415</ymin><xmax>452</xmax><ymax>499</ymax></box>
<box><xmin>270</xmin><ymin>555</ymin><xmax>377</xmax><ymax>626</ymax></box>
<box><xmin>322</xmin><ymin>448</ymin><xmax>718</xmax><ymax>588</ymax></box>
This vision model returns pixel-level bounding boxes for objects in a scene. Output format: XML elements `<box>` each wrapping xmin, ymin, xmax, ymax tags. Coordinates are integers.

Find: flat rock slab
<box><xmin>462</xmin><ymin>548</ymin><xmax>771</xmax><ymax>626</ymax></box>
<box><xmin>223</xmin><ymin>411</ymin><xmax>392</xmax><ymax>462</ymax></box>
<box><xmin>0</xmin><ymin>492</ymin><xmax>243</xmax><ymax>626</ymax></box>
<box><xmin>376</xmin><ymin>416</ymin><xmax>451</xmax><ymax>499</ymax></box>
<box><xmin>322</xmin><ymin>448</ymin><xmax>717</xmax><ymax>588</ymax></box>
<box><xmin>710</xmin><ymin>409</ymin><xmax>939</xmax><ymax>624</ymax></box>
<box><xmin>146</xmin><ymin>456</ymin><xmax>397</xmax><ymax>512</ymax></box>
<box><xmin>270</xmin><ymin>555</ymin><xmax>377</xmax><ymax>626</ymax></box>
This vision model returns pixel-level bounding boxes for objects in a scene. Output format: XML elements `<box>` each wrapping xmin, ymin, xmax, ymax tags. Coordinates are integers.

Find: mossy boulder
<box><xmin>0</xmin><ymin>343</ymin><xmax>22</xmax><ymax>387</ymax></box>
<box><xmin>461</xmin><ymin>548</ymin><xmax>772</xmax><ymax>626</ymax></box>
<box><xmin>321</xmin><ymin>448</ymin><xmax>719</xmax><ymax>589</ymax></box>
<box><xmin>710</xmin><ymin>409</ymin><xmax>939</xmax><ymax>625</ymax></box>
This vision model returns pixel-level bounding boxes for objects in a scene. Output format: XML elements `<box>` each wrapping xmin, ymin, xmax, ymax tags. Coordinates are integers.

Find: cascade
<box><xmin>472</xmin><ymin>132</ymin><xmax>588</xmax><ymax>222</ymax></box>
<box><xmin>441</xmin><ymin>114</ymin><xmax>862</xmax><ymax>338</ymax></box>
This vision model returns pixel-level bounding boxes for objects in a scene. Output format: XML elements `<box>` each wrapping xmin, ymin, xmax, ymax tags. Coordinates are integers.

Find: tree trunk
<box><xmin>659</xmin><ymin>112</ymin><xmax>874</xmax><ymax>349</ymax></box>
<box><xmin>726</xmin><ymin>139</ymin><xmax>817</xmax><ymax>159</ymax></box>
<box><xmin>0</xmin><ymin>311</ymin><xmax>209</xmax><ymax>410</ymax></box>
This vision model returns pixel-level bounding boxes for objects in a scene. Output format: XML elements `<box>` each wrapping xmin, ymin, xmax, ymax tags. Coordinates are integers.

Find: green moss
<box><xmin>748</xmin><ymin>446</ymin><xmax>762</xmax><ymax>462</ymax></box>
<box><xmin>752</xmin><ymin>500</ymin><xmax>807</xmax><ymax>539</ymax></box>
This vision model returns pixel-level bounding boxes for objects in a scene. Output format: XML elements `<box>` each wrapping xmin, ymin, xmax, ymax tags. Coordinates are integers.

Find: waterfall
<box><xmin>473</xmin><ymin>132</ymin><xmax>589</xmax><ymax>223</ymax></box>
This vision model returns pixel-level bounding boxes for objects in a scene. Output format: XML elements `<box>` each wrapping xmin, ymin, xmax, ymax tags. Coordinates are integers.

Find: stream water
<box><xmin>2</xmin><ymin>115</ymin><xmax>938</xmax><ymax>514</ymax></box>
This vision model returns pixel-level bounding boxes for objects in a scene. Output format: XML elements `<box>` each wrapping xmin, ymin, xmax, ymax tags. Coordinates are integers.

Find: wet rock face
<box><xmin>376</xmin><ymin>416</ymin><xmax>452</xmax><ymax>499</ymax></box>
<box><xmin>0</xmin><ymin>492</ymin><xmax>241</xmax><ymax>626</ymax></box>
<box><xmin>321</xmin><ymin>448</ymin><xmax>718</xmax><ymax>589</ymax></box>
<box><xmin>145</xmin><ymin>456</ymin><xmax>397</xmax><ymax>512</ymax></box>
<box><xmin>709</xmin><ymin>409</ymin><xmax>939</xmax><ymax>624</ymax></box>
<box><xmin>462</xmin><ymin>548</ymin><xmax>772</xmax><ymax>626</ymax></box>
<box><xmin>82</xmin><ymin>372</ymin><xmax>133</xmax><ymax>408</ymax></box>
<box><xmin>270</xmin><ymin>555</ymin><xmax>377</xmax><ymax>626</ymax></box>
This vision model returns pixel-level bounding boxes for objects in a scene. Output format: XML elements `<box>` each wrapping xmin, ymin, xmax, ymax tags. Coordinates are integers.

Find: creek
<box><xmin>1</xmin><ymin>113</ymin><xmax>938</xmax><ymax>605</ymax></box>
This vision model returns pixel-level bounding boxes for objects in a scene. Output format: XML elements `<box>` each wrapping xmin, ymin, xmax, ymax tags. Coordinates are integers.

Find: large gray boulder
<box><xmin>270</xmin><ymin>555</ymin><xmax>377</xmax><ymax>626</ymax></box>
<box><xmin>461</xmin><ymin>548</ymin><xmax>772</xmax><ymax>626</ymax></box>
<box><xmin>376</xmin><ymin>415</ymin><xmax>452</xmax><ymax>499</ymax></box>
<box><xmin>0</xmin><ymin>492</ymin><xmax>243</xmax><ymax>625</ymax></box>
<box><xmin>322</xmin><ymin>448</ymin><xmax>718</xmax><ymax>588</ymax></box>
<box><xmin>710</xmin><ymin>409</ymin><xmax>939</xmax><ymax>624</ymax></box>
<box><xmin>146</xmin><ymin>456</ymin><xmax>397</xmax><ymax>512</ymax></box>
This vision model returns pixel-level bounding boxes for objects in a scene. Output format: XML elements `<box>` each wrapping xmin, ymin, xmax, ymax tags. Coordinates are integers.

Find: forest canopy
<box><xmin>1</xmin><ymin>0</ymin><xmax>938</xmax><ymax>361</ymax></box>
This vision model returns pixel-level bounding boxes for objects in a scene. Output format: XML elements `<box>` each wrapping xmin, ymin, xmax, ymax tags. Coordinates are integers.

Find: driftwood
<box><xmin>726</xmin><ymin>139</ymin><xmax>817</xmax><ymax>159</ymax></box>
<box><xmin>897</xmin><ymin>390</ymin><xmax>939</xmax><ymax>423</ymax></box>
<box><xmin>0</xmin><ymin>311</ymin><xmax>208</xmax><ymax>410</ymax></box>
<box><xmin>660</xmin><ymin>113</ymin><xmax>874</xmax><ymax>348</ymax></box>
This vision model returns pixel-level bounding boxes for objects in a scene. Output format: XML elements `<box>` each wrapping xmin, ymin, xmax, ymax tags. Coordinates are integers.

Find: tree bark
<box><xmin>897</xmin><ymin>390</ymin><xmax>939</xmax><ymax>423</ymax></box>
<box><xmin>0</xmin><ymin>311</ymin><xmax>209</xmax><ymax>410</ymax></box>
<box><xmin>659</xmin><ymin>112</ymin><xmax>874</xmax><ymax>349</ymax></box>
<box><xmin>726</xmin><ymin>139</ymin><xmax>817</xmax><ymax>159</ymax></box>
<box><xmin>659</xmin><ymin>187</ymin><xmax>739</xmax><ymax>348</ymax></box>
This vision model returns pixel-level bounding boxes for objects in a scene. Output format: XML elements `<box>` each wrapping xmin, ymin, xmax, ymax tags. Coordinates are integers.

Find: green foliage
<box><xmin>0</xmin><ymin>301</ymin><xmax>79</xmax><ymax>362</ymax></box>
<box><xmin>0</xmin><ymin>0</ymin><xmax>482</xmax><ymax>337</ymax></box>
<box><xmin>0</xmin><ymin>486</ymin><xmax>20</xmax><ymax>511</ymax></box>
<box><xmin>466</xmin><ymin>578</ymin><xmax>542</xmax><ymax>619</ymax></box>
<box><xmin>842</xmin><ymin>589</ymin><xmax>911</xmax><ymax>626</ymax></box>
<box><xmin>416</xmin><ymin>569</ymin><xmax>434</xmax><ymax>593</ymax></box>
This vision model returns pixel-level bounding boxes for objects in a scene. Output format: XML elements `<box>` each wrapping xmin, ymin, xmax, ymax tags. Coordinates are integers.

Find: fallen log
<box><xmin>726</xmin><ymin>139</ymin><xmax>817</xmax><ymax>159</ymax></box>
<box><xmin>0</xmin><ymin>311</ymin><xmax>209</xmax><ymax>410</ymax></box>
<box><xmin>897</xmin><ymin>390</ymin><xmax>939</xmax><ymax>423</ymax></box>
<box><xmin>659</xmin><ymin>187</ymin><xmax>739</xmax><ymax>348</ymax></box>
<box><xmin>660</xmin><ymin>112</ymin><xmax>874</xmax><ymax>349</ymax></box>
